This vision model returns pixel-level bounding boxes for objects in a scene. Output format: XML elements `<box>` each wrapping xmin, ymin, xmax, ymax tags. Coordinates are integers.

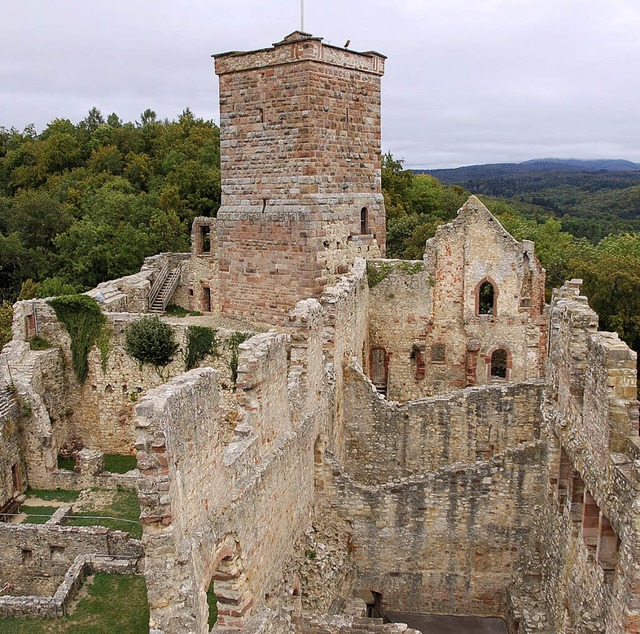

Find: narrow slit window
<box><xmin>360</xmin><ymin>208</ymin><xmax>369</xmax><ymax>235</ymax></box>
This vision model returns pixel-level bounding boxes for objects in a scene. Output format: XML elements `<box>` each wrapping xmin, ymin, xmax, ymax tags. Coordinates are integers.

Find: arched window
<box><xmin>360</xmin><ymin>207</ymin><xmax>369</xmax><ymax>234</ymax></box>
<box><xmin>490</xmin><ymin>348</ymin><xmax>508</xmax><ymax>380</ymax></box>
<box><xmin>477</xmin><ymin>279</ymin><xmax>497</xmax><ymax>315</ymax></box>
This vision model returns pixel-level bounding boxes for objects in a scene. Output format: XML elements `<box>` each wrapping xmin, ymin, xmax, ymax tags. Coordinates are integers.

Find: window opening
<box><xmin>478</xmin><ymin>280</ymin><xmax>496</xmax><ymax>315</ymax></box>
<box><xmin>202</xmin><ymin>286</ymin><xmax>211</xmax><ymax>313</ymax></box>
<box><xmin>569</xmin><ymin>472</ymin><xmax>584</xmax><ymax>523</ymax></box>
<box><xmin>370</xmin><ymin>347</ymin><xmax>388</xmax><ymax>396</ymax></box>
<box><xmin>557</xmin><ymin>448</ymin><xmax>571</xmax><ymax>509</ymax></box>
<box><xmin>581</xmin><ymin>490</ymin><xmax>599</xmax><ymax>552</ymax></box>
<box><xmin>412</xmin><ymin>344</ymin><xmax>426</xmax><ymax>379</ymax></box>
<box><xmin>431</xmin><ymin>343</ymin><xmax>446</xmax><ymax>364</ymax></box>
<box><xmin>11</xmin><ymin>463</ymin><xmax>21</xmax><ymax>494</ymax></box>
<box><xmin>360</xmin><ymin>207</ymin><xmax>369</xmax><ymax>235</ymax></box>
<box><xmin>597</xmin><ymin>514</ymin><xmax>620</xmax><ymax>574</ymax></box>
<box><xmin>490</xmin><ymin>348</ymin><xmax>508</xmax><ymax>380</ymax></box>
<box><xmin>198</xmin><ymin>225</ymin><xmax>211</xmax><ymax>254</ymax></box>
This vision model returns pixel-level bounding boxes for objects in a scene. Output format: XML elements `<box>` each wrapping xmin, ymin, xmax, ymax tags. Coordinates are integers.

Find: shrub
<box><xmin>184</xmin><ymin>325</ymin><xmax>219</xmax><ymax>370</ymax></box>
<box><xmin>125</xmin><ymin>316</ymin><xmax>178</xmax><ymax>368</ymax></box>
<box><xmin>29</xmin><ymin>335</ymin><xmax>51</xmax><ymax>350</ymax></box>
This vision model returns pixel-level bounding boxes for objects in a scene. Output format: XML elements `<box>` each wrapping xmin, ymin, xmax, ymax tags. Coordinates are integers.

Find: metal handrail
<box><xmin>149</xmin><ymin>261</ymin><xmax>170</xmax><ymax>306</ymax></box>
<box><xmin>159</xmin><ymin>262</ymin><xmax>182</xmax><ymax>311</ymax></box>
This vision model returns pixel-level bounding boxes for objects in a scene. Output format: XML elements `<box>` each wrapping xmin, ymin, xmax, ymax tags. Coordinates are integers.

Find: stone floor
<box><xmin>386</xmin><ymin>611</ymin><xmax>508</xmax><ymax>634</ymax></box>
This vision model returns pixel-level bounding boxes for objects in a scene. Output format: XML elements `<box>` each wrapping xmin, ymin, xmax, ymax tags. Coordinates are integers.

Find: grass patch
<box><xmin>65</xmin><ymin>488</ymin><xmax>142</xmax><ymax>539</ymax></box>
<box><xmin>366</xmin><ymin>261</ymin><xmax>393</xmax><ymax>287</ymax></box>
<box><xmin>29</xmin><ymin>335</ymin><xmax>51</xmax><ymax>350</ymax></box>
<box><xmin>207</xmin><ymin>585</ymin><xmax>218</xmax><ymax>629</ymax></box>
<box><xmin>57</xmin><ymin>456</ymin><xmax>76</xmax><ymax>472</ymax></box>
<box><xmin>25</xmin><ymin>488</ymin><xmax>80</xmax><ymax>502</ymax></box>
<box><xmin>165</xmin><ymin>304</ymin><xmax>202</xmax><ymax>317</ymax></box>
<box><xmin>102</xmin><ymin>454</ymin><xmax>137</xmax><ymax>474</ymax></box>
<box><xmin>0</xmin><ymin>573</ymin><xmax>149</xmax><ymax>633</ymax></box>
<box><xmin>18</xmin><ymin>505</ymin><xmax>58</xmax><ymax>524</ymax></box>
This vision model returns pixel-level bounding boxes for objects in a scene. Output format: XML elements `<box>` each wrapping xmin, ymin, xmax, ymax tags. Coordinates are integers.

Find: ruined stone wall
<box><xmin>136</xmin><ymin>314</ymin><xmax>328</xmax><ymax>633</ymax></box>
<box><xmin>342</xmin><ymin>364</ymin><xmax>543</xmax><ymax>483</ymax></box>
<box><xmin>5</xmin><ymin>299</ymin><xmax>255</xmax><ymax>491</ymax></box>
<box><xmin>512</xmin><ymin>281</ymin><xmax>640</xmax><ymax>633</ymax></box>
<box><xmin>319</xmin><ymin>259</ymin><xmax>369</xmax><ymax>461</ymax></box>
<box><xmin>185</xmin><ymin>217</ymin><xmax>219</xmax><ymax>313</ymax></box>
<box><xmin>0</xmin><ymin>393</ymin><xmax>24</xmax><ymax>508</ymax></box>
<box><xmin>329</xmin><ymin>441</ymin><xmax>545</xmax><ymax>617</ymax></box>
<box><xmin>366</xmin><ymin>197</ymin><xmax>546</xmax><ymax>400</ymax></box>
<box><xmin>0</xmin><ymin>523</ymin><xmax>142</xmax><ymax>596</ymax></box>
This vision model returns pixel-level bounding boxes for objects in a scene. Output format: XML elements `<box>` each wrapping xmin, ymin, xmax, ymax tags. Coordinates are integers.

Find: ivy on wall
<box><xmin>48</xmin><ymin>295</ymin><xmax>106</xmax><ymax>384</ymax></box>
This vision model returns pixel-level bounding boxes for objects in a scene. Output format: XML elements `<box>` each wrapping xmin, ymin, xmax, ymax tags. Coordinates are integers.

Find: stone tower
<box><xmin>214</xmin><ymin>31</ymin><xmax>386</xmax><ymax>323</ymax></box>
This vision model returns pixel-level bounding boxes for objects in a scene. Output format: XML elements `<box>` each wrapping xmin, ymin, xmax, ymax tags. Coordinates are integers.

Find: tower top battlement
<box><xmin>214</xmin><ymin>31</ymin><xmax>386</xmax><ymax>77</ymax></box>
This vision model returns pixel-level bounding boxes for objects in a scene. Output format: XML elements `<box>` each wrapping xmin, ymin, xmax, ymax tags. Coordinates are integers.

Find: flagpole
<box><xmin>301</xmin><ymin>0</ymin><xmax>305</xmax><ymax>32</ymax></box>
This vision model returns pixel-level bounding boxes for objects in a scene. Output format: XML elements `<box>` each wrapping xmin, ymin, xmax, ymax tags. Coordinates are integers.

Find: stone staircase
<box><xmin>149</xmin><ymin>262</ymin><xmax>181</xmax><ymax>314</ymax></box>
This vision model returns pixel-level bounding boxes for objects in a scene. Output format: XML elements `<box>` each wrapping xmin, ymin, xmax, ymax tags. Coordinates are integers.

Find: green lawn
<box><xmin>0</xmin><ymin>573</ymin><xmax>149</xmax><ymax>633</ymax></box>
<box><xmin>64</xmin><ymin>488</ymin><xmax>142</xmax><ymax>539</ymax></box>
<box><xmin>18</xmin><ymin>505</ymin><xmax>59</xmax><ymax>524</ymax></box>
<box><xmin>25</xmin><ymin>489</ymin><xmax>80</xmax><ymax>503</ymax></box>
<box><xmin>102</xmin><ymin>454</ymin><xmax>137</xmax><ymax>474</ymax></box>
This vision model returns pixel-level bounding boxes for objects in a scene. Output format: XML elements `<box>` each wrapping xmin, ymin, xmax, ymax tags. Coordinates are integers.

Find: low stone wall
<box><xmin>0</xmin><ymin>522</ymin><xmax>142</xmax><ymax>597</ymax></box>
<box><xmin>0</xmin><ymin>554</ymin><xmax>141</xmax><ymax>618</ymax></box>
<box><xmin>342</xmin><ymin>365</ymin><xmax>543</xmax><ymax>483</ymax></box>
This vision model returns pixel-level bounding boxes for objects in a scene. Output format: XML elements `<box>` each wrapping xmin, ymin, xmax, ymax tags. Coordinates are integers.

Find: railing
<box><xmin>159</xmin><ymin>262</ymin><xmax>182</xmax><ymax>312</ymax></box>
<box><xmin>149</xmin><ymin>261</ymin><xmax>170</xmax><ymax>308</ymax></box>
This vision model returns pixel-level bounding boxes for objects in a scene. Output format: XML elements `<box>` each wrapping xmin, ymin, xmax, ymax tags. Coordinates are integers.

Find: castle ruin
<box><xmin>1</xmin><ymin>31</ymin><xmax>639</xmax><ymax>634</ymax></box>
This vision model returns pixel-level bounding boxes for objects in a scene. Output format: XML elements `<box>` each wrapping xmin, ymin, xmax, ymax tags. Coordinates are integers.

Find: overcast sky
<box><xmin>1</xmin><ymin>0</ymin><xmax>638</xmax><ymax>169</ymax></box>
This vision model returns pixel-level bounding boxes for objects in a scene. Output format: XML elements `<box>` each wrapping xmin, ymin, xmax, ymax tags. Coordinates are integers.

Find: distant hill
<box><xmin>417</xmin><ymin>158</ymin><xmax>640</xmax><ymax>181</ymax></box>
<box><xmin>417</xmin><ymin>159</ymin><xmax>640</xmax><ymax>243</ymax></box>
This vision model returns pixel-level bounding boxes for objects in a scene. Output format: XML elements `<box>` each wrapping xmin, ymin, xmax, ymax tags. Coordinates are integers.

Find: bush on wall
<box><xmin>184</xmin><ymin>325</ymin><xmax>219</xmax><ymax>371</ymax></box>
<box><xmin>125</xmin><ymin>316</ymin><xmax>178</xmax><ymax>369</ymax></box>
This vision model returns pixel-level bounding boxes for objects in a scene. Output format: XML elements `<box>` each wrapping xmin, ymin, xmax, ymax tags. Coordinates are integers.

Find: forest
<box><xmin>1</xmin><ymin>110</ymin><xmax>640</xmax><ymax>363</ymax></box>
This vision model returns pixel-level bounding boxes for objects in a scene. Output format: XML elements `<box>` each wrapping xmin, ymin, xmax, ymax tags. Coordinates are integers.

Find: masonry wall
<box><xmin>0</xmin><ymin>394</ymin><xmax>24</xmax><ymax>508</ymax></box>
<box><xmin>510</xmin><ymin>281</ymin><xmax>640</xmax><ymax>633</ymax></box>
<box><xmin>0</xmin><ymin>523</ymin><xmax>142</xmax><ymax>596</ymax></box>
<box><xmin>136</xmin><ymin>310</ymin><xmax>329</xmax><ymax>633</ymax></box>
<box><xmin>342</xmin><ymin>364</ymin><xmax>543</xmax><ymax>484</ymax></box>
<box><xmin>319</xmin><ymin>259</ymin><xmax>369</xmax><ymax>462</ymax></box>
<box><xmin>329</xmin><ymin>441</ymin><xmax>545</xmax><ymax>617</ymax></box>
<box><xmin>214</xmin><ymin>32</ymin><xmax>385</xmax><ymax>323</ymax></box>
<box><xmin>4</xmin><ymin>299</ymin><xmax>255</xmax><ymax>492</ymax></box>
<box><xmin>367</xmin><ymin>197</ymin><xmax>547</xmax><ymax>401</ymax></box>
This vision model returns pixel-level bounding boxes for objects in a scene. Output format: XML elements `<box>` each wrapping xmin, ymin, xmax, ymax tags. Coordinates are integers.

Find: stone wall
<box><xmin>3</xmin><ymin>299</ymin><xmax>256</xmax><ymax>491</ymax></box>
<box><xmin>0</xmin><ymin>522</ymin><xmax>142</xmax><ymax>596</ymax></box>
<box><xmin>135</xmin><ymin>324</ymin><xmax>325</xmax><ymax>633</ymax></box>
<box><xmin>0</xmin><ymin>390</ymin><xmax>24</xmax><ymax>509</ymax></box>
<box><xmin>367</xmin><ymin>197</ymin><xmax>547</xmax><ymax>401</ymax></box>
<box><xmin>342</xmin><ymin>364</ymin><xmax>543</xmax><ymax>483</ymax></box>
<box><xmin>329</xmin><ymin>441</ymin><xmax>545</xmax><ymax>617</ymax></box>
<box><xmin>213</xmin><ymin>31</ymin><xmax>385</xmax><ymax>323</ymax></box>
<box><xmin>510</xmin><ymin>281</ymin><xmax>640</xmax><ymax>633</ymax></box>
<box><xmin>319</xmin><ymin>259</ymin><xmax>369</xmax><ymax>462</ymax></box>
